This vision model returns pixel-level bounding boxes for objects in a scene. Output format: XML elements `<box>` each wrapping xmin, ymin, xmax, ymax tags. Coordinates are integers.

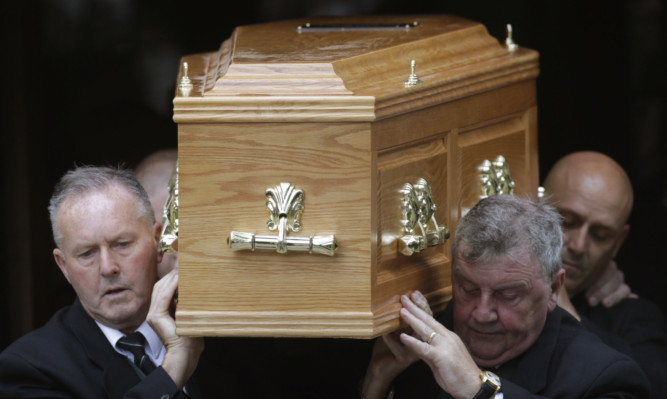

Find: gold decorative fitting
<box><xmin>404</xmin><ymin>60</ymin><xmax>423</xmax><ymax>88</ymax></box>
<box><xmin>505</xmin><ymin>24</ymin><xmax>518</xmax><ymax>52</ymax></box>
<box><xmin>228</xmin><ymin>183</ymin><xmax>338</xmax><ymax>256</ymax></box>
<box><xmin>160</xmin><ymin>160</ymin><xmax>179</xmax><ymax>253</ymax></box>
<box><xmin>178</xmin><ymin>62</ymin><xmax>193</xmax><ymax>96</ymax></box>
<box><xmin>398</xmin><ymin>178</ymin><xmax>449</xmax><ymax>256</ymax></box>
<box><xmin>479</xmin><ymin>155</ymin><xmax>515</xmax><ymax>198</ymax></box>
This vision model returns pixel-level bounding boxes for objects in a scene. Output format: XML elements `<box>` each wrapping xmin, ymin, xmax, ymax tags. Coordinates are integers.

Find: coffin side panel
<box><xmin>176</xmin><ymin>122</ymin><xmax>373</xmax><ymax>336</ymax></box>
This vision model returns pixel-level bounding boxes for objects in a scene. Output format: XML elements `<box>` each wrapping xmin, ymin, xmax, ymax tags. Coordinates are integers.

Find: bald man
<box><xmin>544</xmin><ymin>151</ymin><xmax>633</xmax><ymax>306</ymax></box>
<box><xmin>544</xmin><ymin>151</ymin><xmax>667</xmax><ymax>398</ymax></box>
<box><xmin>135</xmin><ymin>149</ymin><xmax>178</xmax><ymax>278</ymax></box>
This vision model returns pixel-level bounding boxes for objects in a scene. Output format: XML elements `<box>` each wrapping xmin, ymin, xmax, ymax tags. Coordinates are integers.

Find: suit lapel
<box><xmin>66</xmin><ymin>299</ymin><xmax>143</xmax><ymax>399</ymax></box>
<box><xmin>64</xmin><ymin>299</ymin><xmax>204</xmax><ymax>399</ymax></box>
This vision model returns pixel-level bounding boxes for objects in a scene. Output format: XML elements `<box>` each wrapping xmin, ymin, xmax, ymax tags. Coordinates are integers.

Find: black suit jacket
<box><xmin>0</xmin><ymin>299</ymin><xmax>194</xmax><ymax>399</ymax></box>
<box><xmin>393</xmin><ymin>304</ymin><xmax>650</xmax><ymax>398</ymax></box>
<box><xmin>573</xmin><ymin>294</ymin><xmax>667</xmax><ymax>398</ymax></box>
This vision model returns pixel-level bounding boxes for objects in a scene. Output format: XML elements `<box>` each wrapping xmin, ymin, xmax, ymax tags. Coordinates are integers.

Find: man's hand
<box><xmin>585</xmin><ymin>260</ymin><xmax>637</xmax><ymax>307</ymax></box>
<box><xmin>360</xmin><ymin>291</ymin><xmax>432</xmax><ymax>399</ymax></box>
<box><xmin>398</xmin><ymin>294</ymin><xmax>482</xmax><ymax>399</ymax></box>
<box><xmin>147</xmin><ymin>269</ymin><xmax>204</xmax><ymax>388</ymax></box>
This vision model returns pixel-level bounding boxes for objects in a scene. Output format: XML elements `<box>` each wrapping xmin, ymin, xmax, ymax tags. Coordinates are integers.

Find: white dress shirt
<box><xmin>96</xmin><ymin>320</ymin><xmax>166</xmax><ymax>367</ymax></box>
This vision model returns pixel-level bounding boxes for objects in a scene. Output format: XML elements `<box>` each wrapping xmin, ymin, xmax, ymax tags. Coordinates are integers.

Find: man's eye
<box><xmin>116</xmin><ymin>241</ymin><xmax>132</xmax><ymax>249</ymax></box>
<box><xmin>78</xmin><ymin>250</ymin><xmax>93</xmax><ymax>258</ymax></box>
<box><xmin>591</xmin><ymin>231</ymin><xmax>613</xmax><ymax>242</ymax></box>
<box><xmin>498</xmin><ymin>291</ymin><xmax>519</xmax><ymax>301</ymax></box>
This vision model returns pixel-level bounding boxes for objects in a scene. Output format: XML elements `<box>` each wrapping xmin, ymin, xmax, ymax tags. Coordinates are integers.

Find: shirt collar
<box><xmin>95</xmin><ymin>320</ymin><xmax>164</xmax><ymax>358</ymax></box>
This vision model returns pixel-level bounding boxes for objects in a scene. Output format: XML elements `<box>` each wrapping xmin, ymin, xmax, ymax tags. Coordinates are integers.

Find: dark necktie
<box><xmin>116</xmin><ymin>331</ymin><xmax>157</xmax><ymax>376</ymax></box>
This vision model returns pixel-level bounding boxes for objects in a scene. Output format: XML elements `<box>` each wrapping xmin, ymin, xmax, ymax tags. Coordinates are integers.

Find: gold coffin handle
<box><xmin>479</xmin><ymin>155</ymin><xmax>515</xmax><ymax>199</ymax></box>
<box><xmin>228</xmin><ymin>231</ymin><xmax>337</xmax><ymax>256</ymax></box>
<box><xmin>398</xmin><ymin>178</ymin><xmax>450</xmax><ymax>256</ymax></box>
<box><xmin>227</xmin><ymin>183</ymin><xmax>338</xmax><ymax>256</ymax></box>
<box><xmin>159</xmin><ymin>160</ymin><xmax>179</xmax><ymax>254</ymax></box>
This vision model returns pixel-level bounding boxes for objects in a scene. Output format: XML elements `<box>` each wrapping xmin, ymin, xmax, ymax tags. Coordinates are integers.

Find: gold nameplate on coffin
<box><xmin>172</xmin><ymin>15</ymin><xmax>540</xmax><ymax>338</ymax></box>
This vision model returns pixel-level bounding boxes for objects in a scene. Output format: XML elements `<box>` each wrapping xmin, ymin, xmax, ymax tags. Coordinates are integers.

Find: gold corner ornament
<box><xmin>178</xmin><ymin>62</ymin><xmax>193</xmax><ymax>96</ymax></box>
<box><xmin>505</xmin><ymin>24</ymin><xmax>518</xmax><ymax>52</ymax></box>
<box><xmin>159</xmin><ymin>160</ymin><xmax>179</xmax><ymax>254</ymax></box>
<box><xmin>228</xmin><ymin>183</ymin><xmax>338</xmax><ymax>256</ymax></box>
<box><xmin>398</xmin><ymin>178</ymin><xmax>450</xmax><ymax>256</ymax></box>
<box><xmin>404</xmin><ymin>60</ymin><xmax>423</xmax><ymax>88</ymax></box>
<box><xmin>479</xmin><ymin>155</ymin><xmax>515</xmax><ymax>198</ymax></box>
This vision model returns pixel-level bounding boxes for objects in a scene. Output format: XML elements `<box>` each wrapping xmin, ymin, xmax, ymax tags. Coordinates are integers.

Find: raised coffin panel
<box><xmin>176</xmin><ymin>122</ymin><xmax>374</xmax><ymax>336</ymax></box>
<box><xmin>372</xmin><ymin>137</ymin><xmax>451</xmax><ymax>334</ymax></box>
<box><xmin>457</xmin><ymin>107</ymin><xmax>539</xmax><ymax>216</ymax></box>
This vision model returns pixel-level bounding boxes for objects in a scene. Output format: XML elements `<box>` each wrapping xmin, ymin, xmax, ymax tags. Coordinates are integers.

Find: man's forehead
<box><xmin>549</xmin><ymin>163</ymin><xmax>632</xmax><ymax>224</ymax></box>
<box><xmin>555</xmin><ymin>192</ymin><xmax>627</xmax><ymax>230</ymax></box>
<box><xmin>57</xmin><ymin>186</ymin><xmax>140</xmax><ymax>226</ymax></box>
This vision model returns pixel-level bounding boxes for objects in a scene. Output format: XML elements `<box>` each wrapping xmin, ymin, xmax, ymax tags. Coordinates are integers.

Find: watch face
<box><xmin>484</xmin><ymin>371</ymin><xmax>501</xmax><ymax>389</ymax></box>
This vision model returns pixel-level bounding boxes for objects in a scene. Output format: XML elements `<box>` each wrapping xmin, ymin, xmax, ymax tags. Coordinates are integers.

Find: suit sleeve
<box><xmin>122</xmin><ymin>367</ymin><xmax>188</xmax><ymax>399</ymax></box>
<box><xmin>581</xmin><ymin>299</ymin><xmax>667</xmax><ymax>398</ymax></box>
<box><xmin>499</xmin><ymin>356</ymin><xmax>650</xmax><ymax>399</ymax></box>
<box><xmin>0</xmin><ymin>351</ymin><xmax>76</xmax><ymax>399</ymax></box>
<box><xmin>0</xmin><ymin>350</ymin><xmax>189</xmax><ymax>399</ymax></box>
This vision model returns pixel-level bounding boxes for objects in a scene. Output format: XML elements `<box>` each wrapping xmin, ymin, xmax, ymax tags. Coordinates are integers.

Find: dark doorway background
<box><xmin>2</xmin><ymin>0</ymin><xmax>665</xmax><ymax>354</ymax></box>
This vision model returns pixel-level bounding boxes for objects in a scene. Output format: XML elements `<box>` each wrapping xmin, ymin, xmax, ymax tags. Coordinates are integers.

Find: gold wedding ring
<box><xmin>427</xmin><ymin>331</ymin><xmax>437</xmax><ymax>344</ymax></box>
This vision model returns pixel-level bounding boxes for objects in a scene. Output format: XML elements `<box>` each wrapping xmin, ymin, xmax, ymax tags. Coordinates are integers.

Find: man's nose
<box><xmin>473</xmin><ymin>294</ymin><xmax>498</xmax><ymax>323</ymax></box>
<box><xmin>99</xmin><ymin>248</ymin><xmax>120</xmax><ymax>276</ymax></box>
<box><xmin>565</xmin><ymin>226</ymin><xmax>587</xmax><ymax>255</ymax></box>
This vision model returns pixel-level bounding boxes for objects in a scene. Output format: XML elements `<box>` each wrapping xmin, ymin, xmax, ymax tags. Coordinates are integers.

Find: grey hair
<box><xmin>48</xmin><ymin>165</ymin><xmax>155</xmax><ymax>249</ymax></box>
<box><xmin>451</xmin><ymin>195</ymin><xmax>563</xmax><ymax>282</ymax></box>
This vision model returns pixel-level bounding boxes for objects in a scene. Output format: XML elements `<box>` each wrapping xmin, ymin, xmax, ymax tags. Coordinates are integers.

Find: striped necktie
<box><xmin>116</xmin><ymin>331</ymin><xmax>157</xmax><ymax>376</ymax></box>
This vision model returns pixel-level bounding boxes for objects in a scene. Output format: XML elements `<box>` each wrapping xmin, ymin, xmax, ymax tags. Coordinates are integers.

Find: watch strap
<box><xmin>472</xmin><ymin>381</ymin><xmax>497</xmax><ymax>399</ymax></box>
<box><xmin>472</xmin><ymin>371</ymin><xmax>500</xmax><ymax>399</ymax></box>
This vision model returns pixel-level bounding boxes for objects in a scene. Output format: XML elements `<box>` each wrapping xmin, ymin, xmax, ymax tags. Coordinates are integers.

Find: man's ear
<box><xmin>548</xmin><ymin>268</ymin><xmax>566</xmax><ymax>312</ymax></box>
<box><xmin>53</xmin><ymin>248</ymin><xmax>71</xmax><ymax>284</ymax></box>
<box><xmin>611</xmin><ymin>224</ymin><xmax>630</xmax><ymax>258</ymax></box>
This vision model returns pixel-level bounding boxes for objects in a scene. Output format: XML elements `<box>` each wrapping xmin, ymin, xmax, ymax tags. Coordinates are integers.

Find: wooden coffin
<box><xmin>172</xmin><ymin>14</ymin><xmax>540</xmax><ymax>338</ymax></box>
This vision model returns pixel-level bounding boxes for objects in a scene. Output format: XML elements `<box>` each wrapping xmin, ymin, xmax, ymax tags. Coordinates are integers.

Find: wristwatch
<box><xmin>472</xmin><ymin>370</ymin><xmax>501</xmax><ymax>399</ymax></box>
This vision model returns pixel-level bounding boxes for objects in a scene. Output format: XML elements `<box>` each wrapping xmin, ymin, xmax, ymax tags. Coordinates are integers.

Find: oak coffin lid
<box><xmin>172</xmin><ymin>14</ymin><xmax>539</xmax><ymax>123</ymax></box>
